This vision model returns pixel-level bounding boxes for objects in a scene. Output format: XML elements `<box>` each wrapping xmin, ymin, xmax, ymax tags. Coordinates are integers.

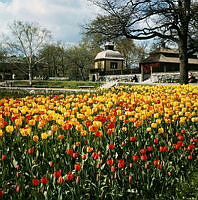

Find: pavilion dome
<box><xmin>95</xmin><ymin>42</ymin><xmax>124</xmax><ymax>61</ymax></box>
<box><xmin>95</xmin><ymin>50</ymin><xmax>124</xmax><ymax>61</ymax></box>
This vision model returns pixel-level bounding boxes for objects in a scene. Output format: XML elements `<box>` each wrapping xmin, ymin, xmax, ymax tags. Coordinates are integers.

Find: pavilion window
<box><xmin>110</xmin><ymin>62</ymin><xmax>118</xmax><ymax>69</ymax></box>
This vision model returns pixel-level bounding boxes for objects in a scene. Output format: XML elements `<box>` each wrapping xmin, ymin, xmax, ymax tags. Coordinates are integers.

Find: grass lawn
<box><xmin>12</xmin><ymin>80</ymin><xmax>103</xmax><ymax>89</ymax></box>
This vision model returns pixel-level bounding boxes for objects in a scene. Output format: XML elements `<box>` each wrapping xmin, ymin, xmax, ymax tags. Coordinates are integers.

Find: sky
<box><xmin>0</xmin><ymin>0</ymin><xmax>100</xmax><ymax>45</ymax></box>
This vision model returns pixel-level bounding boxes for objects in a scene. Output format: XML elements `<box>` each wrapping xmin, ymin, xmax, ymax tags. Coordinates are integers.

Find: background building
<box><xmin>89</xmin><ymin>42</ymin><xmax>124</xmax><ymax>81</ymax></box>
<box><xmin>140</xmin><ymin>48</ymin><xmax>198</xmax><ymax>81</ymax></box>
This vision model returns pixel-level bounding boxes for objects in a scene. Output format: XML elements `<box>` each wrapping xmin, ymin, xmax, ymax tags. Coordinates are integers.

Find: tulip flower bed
<box><xmin>0</xmin><ymin>85</ymin><xmax>198</xmax><ymax>200</ymax></box>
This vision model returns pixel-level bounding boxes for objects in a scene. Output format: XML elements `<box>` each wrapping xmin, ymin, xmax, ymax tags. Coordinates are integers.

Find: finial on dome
<box><xmin>105</xmin><ymin>42</ymin><xmax>114</xmax><ymax>50</ymax></box>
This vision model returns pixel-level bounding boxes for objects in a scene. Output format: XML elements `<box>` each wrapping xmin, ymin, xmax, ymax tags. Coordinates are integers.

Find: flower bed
<box><xmin>0</xmin><ymin>85</ymin><xmax>198</xmax><ymax>199</ymax></box>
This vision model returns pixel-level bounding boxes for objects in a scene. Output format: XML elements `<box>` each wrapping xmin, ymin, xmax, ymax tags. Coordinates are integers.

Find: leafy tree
<box><xmin>0</xmin><ymin>44</ymin><xmax>7</xmax><ymax>61</ymax></box>
<box><xmin>115</xmin><ymin>38</ymin><xmax>148</xmax><ymax>69</ymax></box>
<box><xmin>39</xmin><ymin>43</ymin><xmax>67</xmax><ymax>78</ymax></box>
<box><xmin>64</xmin><ymin>41</ymin><xmax>96</xmax><ymax>81</ymax></box>
<box><xmin>39</xmin><ymin>38</ymin><xmax>101</xmax><ymax>81</ymax></box>
<box><xmin>6</xmin><ymin>21</ymin><xmax>51</xmax><ymax>85</ymax></box>
<box><xmin>85</xmin><ymin>0</ymin><xmax>198</xmax><ymax>84</ymax></box>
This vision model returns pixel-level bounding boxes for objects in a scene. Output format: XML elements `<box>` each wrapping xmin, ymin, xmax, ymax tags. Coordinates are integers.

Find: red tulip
<box><xmin>76</xmin><ymin>176</ymin><xmax>80</xmax><ymax>184</ymax></box>
<box><xmin>16</xmin><ymin>185</ymin><xmax>20</xmax><ymax>193</ymax></box>
<box><xmin>27</xmin><ymin>148</ymin><xmax>34</xmax><ymax>154</ymax></box>
<box><xmin>130</xmin><ymin>136</ymin><xmax>137</xmax><ymax>142</ymax></box>
<box><xmin>81</xmin><ymin>154</ymin><xmax>86</xmax><ymax>160</ymax></box>
<box><xmin>41</xmin><ymin>177</ymin><xmax>48</xmax><ymax>184</ymax></box>
<box><xmin>15</xmin><ymin>165</ymin><xmax>20</xmax><ymax>170</ymax></box>
<box><xmin>0</xmin><ymin>190</ymin><xmax>4</xmax><ymax>197</ymax></box>
<box><xmin>4</xmin><ymin>121</ymin><xmax>8</xmax><ymax>126</ymax></box>
<box><xmin>140</xmin><ymin>155</ymin><xmax>148</xmax><ymax>161</ymax></box>
<box><xmin>85</xmin><ymin>120</ymin><xmax>92</xmax><ymax>127</ymax></box>
<box><xmin>159</xmin><ymin>146</ymin><xmax>168</xmax><ymax>152</ymax></box>
<box><xmin>154</xmin><ymin>139</ymin><xmax>159</xmax><ymax>143</ymax></box>
<box><xmin>84</xmin><ymin>140</ymin><xmax>88</xmax><ymax>145</ymax></box>
<box><xmin>57</xmin><ymin>176</ymin><xmax>64</xmax><ymax>184</ymax></box>
<box><xmin>132</xmin><ymin>155</ymin><xmax>139</xmax><ymax>162</ymax></box>
<box><xmin>177</xmin><ymin>141</ymin><xmax>184</xmax><ymax>146</ymax></box>
<box><xmin>118</xmin><ymin>160</ymin><xmax>125</xmax><ymax>168</ymax></box>
<box><xmin>16</xmin><ymin>172</ymin><xmax>21</xmax><ymax>178</ymax></box>
<box><xmin>168</xmin><ymin>172</ymin><xmax>172</xmax><ymax>176</ymax></box>
<box><xmin>175</xmin><ymin>132</ymin><xmax>180</xmax><ymax>137</ymax></box>
<box><xmin>1</xmin><ymin>154</ymin><xmax>6</xmax><ymax>160</ymax></box>
<box><xmin>128</xmin><ymin>176</ymin><xmax>133</xmax><ymax>183</ymax></box>
<box><xmin>106</xmin><ymin>160</ymin><xmax>114</xmax><ymax>166</ymax></box>
<box><xmin>54</xmin><ymin>170</ymin><xmax>62</xmax><ymax>178</ymax></box>
<box><xmin>108</xmin><ymin>144</ymin><xmax>115</xmax><ymax>150</ymax></box>
<box><xmin>111</xmin><ymin>166</ymin><xmax>116</xmax><ymax>172</ymax></box>
<box><xmin>106</xmin><ymin>129</ymin><xmax>113</xmax><ymax>135</ymax></box>
<box><xmin>72</xmin><ymin>152</ymin><xmax>79</xmax><ymax>159</ymax></box>
<box><xmin>121</xmin><ymin>141</ymin><xmax>126</xmax><ymax>146</ymax></box>
<box><xmin>65</xmin><ymin>149</ymin><xmax>73</xmax><ymax>156</ymax></box>
<box><xmin>153</xmin><ymin>160</ymin><xmax>159</xmax><ymax>166</ymax></box>
<box><xmin>97</xmin><ymin>163</ymin><xmax>101</xmax><ymax>168</ymax></box>
<box><xmin>178</xmin><ymin>136</ymin><xmax>184</xmax><ymax>141</ymax></box>
<box><xmin>32</xmin><ymin>179</ymin><xmax>40</xmax><ymax>186</ymax></box>
<box><xmin>157</xmin><ymin>164</ymin><xmax>163</xmax><ymax>169</ymax></box>
<box><xmin>187</xmin><ymin>144</ymin><xmax>195</xmax><ymax>151</ymax></box>
<box><xmin>98</xmin><ymin>151</ymin><xmax>102</xmax><ymax>156</ymax></box>
<box><xmin>144</xmin><ymin>162</ymin><xmax>149</xmax><ymax>169</ymax></box>
<box><xmin>181</xmin><ymin>129</ymin><xmax>186</xmax><ymax>134</ymax></box>
<box><xmin>65</xmin><ymin>172</ymin><xmax>74</xmax><ymax>181</ymax></box>
<box><xmin>140</xmin><ymin>149</ymin><xmax>147</xmax><ymax>154</ymax></box>
<box><xmin>147</xmin><ymin>146</ymin><xmax>153</xmax><ymax>152</ymax></box>
<box><xmin>187</xmin><ymin>155</ymin><xmax>193</xmax><ymax>159</ymax></box>
<box><xmin>107</xmin><ymin>122</ymin><xmax>115</xmax><ymax>129</ymax></box>
<box><xmin>49</xmin><ymin>161</ymin><xmax>53</xmax><ymax>167</ymax></box>
<box><xmin>74</xmin><ymin>163</ymin><xmax>81</xmax><ymax>171</ymax></box>
<box><xmin>174</xmin><ymin>144</ymin><xmax>181</xmax><ymax>150</ymax></box>
<box><xmin>190</xmin><ymin>139</ymin><xmax>198</xmax><ymax>143</ymax></box>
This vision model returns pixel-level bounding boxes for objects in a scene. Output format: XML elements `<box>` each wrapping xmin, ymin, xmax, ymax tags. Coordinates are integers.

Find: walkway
<box><xmin>0</xmin><ymin>86</ymin><xmax>97</xmax><ymax>93</ymax></box>
<box><xmin>99</xmin><ymin>81</ymin><xmax>118</xmax><ymax>89</ymax></box>
<box><xmin>0</xmin><ymin>80</ymin><xmax>197</xmax><ymax>95</ymax></box>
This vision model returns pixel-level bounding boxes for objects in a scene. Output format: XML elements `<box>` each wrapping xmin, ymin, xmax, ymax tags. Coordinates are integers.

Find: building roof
<box><xmin>95</xmin><ymin>50</ymin><xmax>124</xmax><ymax>61</ymax></box>
<box><xmin>152</xmin><ymin>47</ymin><xmax>179</xmax><ymax>54</ymax></box>
<box><xmin>141</xmin><ymin>48</ymin><xmax>198</xmax><ymax>64</ymax></box>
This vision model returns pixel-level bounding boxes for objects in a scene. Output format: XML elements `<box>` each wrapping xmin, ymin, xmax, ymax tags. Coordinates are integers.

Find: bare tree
<box><xmin>7</xmin><ymin>21</ymin><xmax>51</xmax><ymax>86</ymax></box>
<box><xmin>84</xmin><ymin>0</ymin><xmax>198</xmax><ymax>84</ymax></box>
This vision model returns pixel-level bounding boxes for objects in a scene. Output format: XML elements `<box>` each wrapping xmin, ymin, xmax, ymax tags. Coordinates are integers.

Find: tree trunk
<box><xmin>53</xmin><ymin>56</ymin><xmax>57</xmax><ymax>77</ymax></box>
<box><xmin>179</xmin><ymin>38</ymin><xmax>188</xmax><ymax>85</ymax></box>
<box><xmin>79</xmin><ymin>68</ymin><xmax>85</xmax><ymax>81</ymax></box>
<box><xmin>28</xmin><ymin>64</ymin><xmax>32</xmax><ymax>86</ymax></box>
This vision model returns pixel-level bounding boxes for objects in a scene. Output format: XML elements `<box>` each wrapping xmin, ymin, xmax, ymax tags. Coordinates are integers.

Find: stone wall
<box><xmin>151</xmin><ymin>71</ymin><xmax>198</xmax><ymax>83</ymax></box>
<box><xmin>99</xmin><ymin>74</ymin><xmax>141</xmax><ymax>82</ymax></box>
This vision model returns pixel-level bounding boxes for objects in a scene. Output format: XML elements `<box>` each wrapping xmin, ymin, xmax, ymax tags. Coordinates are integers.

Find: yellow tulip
<box><xmin>6</xmin><ymin>125</ymin><xmax>14</xmax><ymax>133</ymax></box>
<box><xmin>41</xmin><ymin>133</ymin><xmax>48</xmax><ymax>140</ymax></box>
<box><xmin>158</xmin><ymin>128</ymin><xmax>164</xmax><ymax>134</ymax></box>
<box><xmin>0</xmin><ymin>129</ymin><xmax>4</xmax><ymax>136</ymax></box>
<box><xmin>151</xmin><ymin>123</ymin><xmax>157</xmax><ymax>128</ymax></box>
<box><xmin>156</xmin><ymin>119</ymin><xmax>162</xmax><ymax>124</ymax></box>
<box><xmin>33</xmin><ymin>135</ymin><xmax>39</xmax><ymax>142</ymax></box>
<box><xmin>146</xmin><ymin>127</ymin><xmax>152</xmax><ymax>132</ymax></box>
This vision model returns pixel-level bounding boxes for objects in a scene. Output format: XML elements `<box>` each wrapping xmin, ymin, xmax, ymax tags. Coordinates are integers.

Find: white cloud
<box><xmin>0</xmin><ymin>0</ymin><xmax>100</xmax><ymax>44</ymax></box>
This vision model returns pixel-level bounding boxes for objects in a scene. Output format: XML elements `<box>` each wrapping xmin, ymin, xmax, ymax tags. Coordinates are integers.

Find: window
<box><xmin>110</xmin><ymin>62</ymin><xmax>118</xmax><ymax>69</ymax></box>
<box><xmin>97</xmin><ymin>62</ymin><xmax>101</xmax><ymax>68</ymax></box>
